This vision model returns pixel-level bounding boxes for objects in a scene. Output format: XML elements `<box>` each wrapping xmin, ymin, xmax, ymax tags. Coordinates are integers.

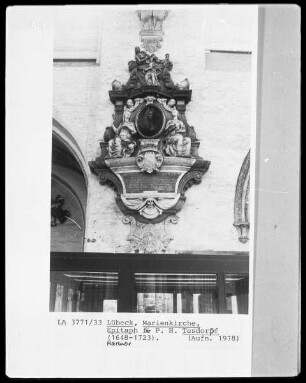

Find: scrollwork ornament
<box><xmin>165</xmin><ymin>215</ymin><xmax>179</xmax><ymax>225</ymax></box>
<box><xmin>99</xmin><ymin>172</ymin><xmax>122</xmax><ymax>195</ymax></box>
<box><xmin>178</xmin><ymin>170</ymin><xmax>204</xmax><ymax>195</ymax></box>
<box><xmin>122</xmin><ymin>215</ymin><xmax>136</xmax><ymax>227</ymax></box>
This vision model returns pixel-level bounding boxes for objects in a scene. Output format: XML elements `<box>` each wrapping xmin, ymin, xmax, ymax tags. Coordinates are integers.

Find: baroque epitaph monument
<box><xmin>89</xmin><ymin>47</ymin><xmax>211</xmax><ymax>252</ymax></box>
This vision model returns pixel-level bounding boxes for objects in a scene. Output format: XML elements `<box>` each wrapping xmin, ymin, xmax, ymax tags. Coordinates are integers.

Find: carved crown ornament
<box><xmin>89</xmin><ymin>47</ymin><xmax>211</xmax><ymax>234</ymax></box>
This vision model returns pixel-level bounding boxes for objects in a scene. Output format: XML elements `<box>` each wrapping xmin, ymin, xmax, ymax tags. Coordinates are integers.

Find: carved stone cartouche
<box><xmin>136</xmin><ymin>139</ymin><xmax>163</xmax><ymax>173</ymax></box>
<box><xmin>162</xmin><ymin>99</ymin><xmax>191</xmax><ymax>157</ymax></box>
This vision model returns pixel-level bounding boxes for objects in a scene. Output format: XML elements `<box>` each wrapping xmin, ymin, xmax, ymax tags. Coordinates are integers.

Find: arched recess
<box><xmin>234</xmin><ymin>150</ymin><xmax>250</xmax><ymax>244</ymax></box>
<box><xmin>52</xmin><ymin>117</ymin><xmax>90</xmax><ymax>185</ymax></box>
<box><xmin>51</xmin><ymin>121</ymin><xmax>88</xmax><ymax>252</ymax></box>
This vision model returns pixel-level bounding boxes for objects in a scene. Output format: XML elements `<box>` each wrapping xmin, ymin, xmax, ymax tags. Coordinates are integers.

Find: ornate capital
<box><xmin>137</xmin><ymin>10</ymin><xmax>169</xmax><ymax>53</ymax></box>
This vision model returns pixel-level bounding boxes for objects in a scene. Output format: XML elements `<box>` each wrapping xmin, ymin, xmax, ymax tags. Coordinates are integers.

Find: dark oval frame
<box><xmin>135</xmin><ymin>103</ymin><xmax>166</xmax><ymax>139</ymax></box>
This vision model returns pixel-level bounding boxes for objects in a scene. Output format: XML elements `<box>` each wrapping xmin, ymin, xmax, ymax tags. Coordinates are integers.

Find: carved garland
<box><xmin>98</xmin><ymin>171</ymin><xmax>123</xmax><ymax>195</ymax></box>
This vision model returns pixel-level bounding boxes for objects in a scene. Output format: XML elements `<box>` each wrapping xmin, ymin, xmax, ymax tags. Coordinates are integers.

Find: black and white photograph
<box><xmin>49</xmin><ymin>6</ymin><xmax>256</xmax><ymax>315</ymax></box>
<box><xmin>6</xmin><ymin>4</ymin><xmax>300</xmax><ymax>378</ymax></box>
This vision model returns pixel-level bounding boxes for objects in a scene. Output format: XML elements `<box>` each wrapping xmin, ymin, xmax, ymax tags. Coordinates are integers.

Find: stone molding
<box><xmin>234</xmin><ymin>150</ymin><xmax>250</xmax><ymax>243</ymax></box>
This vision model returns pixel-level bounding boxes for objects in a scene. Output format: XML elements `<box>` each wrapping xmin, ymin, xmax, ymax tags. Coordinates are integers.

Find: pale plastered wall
<box><xmin>53</xmin><ymin>7</ymin><xmax>254</xmax><ymax>253</ymax></box>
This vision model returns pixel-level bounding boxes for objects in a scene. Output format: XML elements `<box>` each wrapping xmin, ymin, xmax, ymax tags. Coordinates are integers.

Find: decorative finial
<box><xmin>137</xmin><ymin>10</ymin><xmax>169</xmax><ymax>53</ymax></box>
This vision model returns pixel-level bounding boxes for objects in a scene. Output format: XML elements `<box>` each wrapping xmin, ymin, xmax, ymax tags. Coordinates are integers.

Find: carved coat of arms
<box><xmin>136</xmin><ymin>139</ymin><xmax>163</xmax><ymax>173</ymax></box>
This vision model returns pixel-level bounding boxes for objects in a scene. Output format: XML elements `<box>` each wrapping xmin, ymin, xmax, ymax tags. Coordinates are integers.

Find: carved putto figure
<box><xmin>163</xmin><ymin>99</ymin><xmax>191</xmax><ymax>157</ymax></box>
<box><xmin>108</xmin><ymin>98</ymin><xmax>143</xmax><ymax>158</ymax></box>
<box><xmin>157</xmin><ymin>53</ymin><xmax>175</xmax><ymax>89</ymax></box>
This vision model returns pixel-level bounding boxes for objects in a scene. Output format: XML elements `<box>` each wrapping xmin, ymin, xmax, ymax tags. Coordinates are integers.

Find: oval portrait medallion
<box><xmin>136</xmin><ymin>104</ymin><xmax>165</xmax><ymax>138</ymax></box>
